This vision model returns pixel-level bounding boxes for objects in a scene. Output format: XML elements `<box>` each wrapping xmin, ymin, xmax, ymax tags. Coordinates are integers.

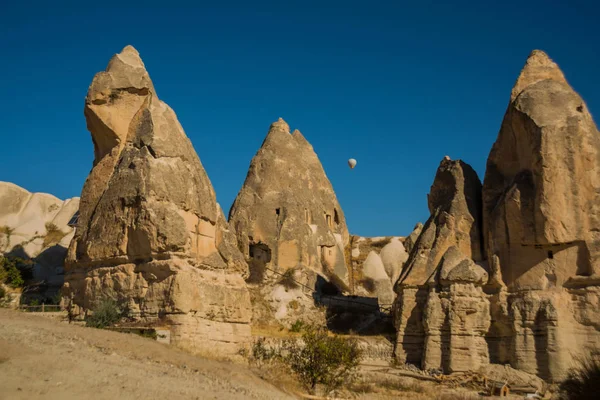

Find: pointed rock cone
<box><xmin>63</xmin><ymin>45</ymin><xmax>251</xmax><ymax>356</ymax></box>
<box><xmin>228</xmin><ymin>119</ymin><xmax>351</xmax><ymax>315</ymax></box>
<box><xmin>481</xmin><ymin>50</ymin><xmax>600</xmax><ymax>380</ymax></box>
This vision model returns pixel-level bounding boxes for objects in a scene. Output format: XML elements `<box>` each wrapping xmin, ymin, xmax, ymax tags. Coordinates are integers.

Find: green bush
<box><xmin>0</xmin><ymin>286</ymin><xmax>6</xmax><ymax>300</ymax></box>
<box><xmin>85</xmin><ymin>298</ymin><xmax>124</xmax><ymax>329</ymax></box>
<box><xmin>250</xmin><ymin>337</ymin><xmax>278</xmax><ymax>367</ymax></box>
<box><xmin>290</xmin><ymin>319</ymin><xmax>305</xmax><ymax>333</ymax></box>
<box><xmin>558</xmin><ymin>355</ymin><xmax>600</xmax><ymax>400</ymax></box>
<box><xmin>0</xmin><ymin>256</ymin><xmax>25</xmax><ymax>288</ymax></box>
<box><xmin>283</xmin><ymin>324</ymin><xmax>362</xmax><ymax>393</ymax></box>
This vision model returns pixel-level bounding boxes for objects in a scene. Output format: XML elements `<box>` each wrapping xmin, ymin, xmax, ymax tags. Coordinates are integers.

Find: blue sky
<box><xmin>1</xmin><ymin>1</ymin><xmax>598</xmax><ymax>237</ymax></box>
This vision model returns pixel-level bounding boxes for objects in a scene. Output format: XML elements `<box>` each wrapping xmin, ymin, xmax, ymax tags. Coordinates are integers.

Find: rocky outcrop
<box><xmin>393</xmin><ymin>157</ymin><xmax>490</xmax><ymax>373</ymax></box>
<box><xmin>228</xmin><ymin>119</ymin><xmax>350</xmax><ymax>325</ymax></box>
<box><xmin>62</xmin><ymin>45</ymin><xmax>251</xmax><ymax>355</ymax></box>
<box><xmin>0</xmin><ymin>181</ymin><xmax>79</xmax><ymax>297</ymax></box>
<box><xmin>350</xmin><ymin>236</ymin><xmax>407</xmax><ymax>305</ymax></box>
<box><xmin>403</xmin><ymin>223</ymin><xmax>423</xmax><ymax>254</ymax></box>
<box><xmin>482</xmin><ymin>50</ymin><xmax>600</xmax><ymax>380</ymax></box>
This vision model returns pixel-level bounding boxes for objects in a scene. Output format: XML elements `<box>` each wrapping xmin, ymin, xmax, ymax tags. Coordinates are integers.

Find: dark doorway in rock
<box><xmin>548</xmin><ymin>250</ymin><xmax>554</xmax><ymax>259</ymax></box>
<box><xmin>247</xmin><ymin>242</ymin><xmax>272</xmax><ymax>284</ymax></box>
<box><xmin>275</xmin><ymin>208</ymin><xmax>280</xmax><ymax>216</ymax></box>
<box><xmin>334</xmin><ymin>209</ymin><xmax>339</xmax><ymax>225</ymax></box>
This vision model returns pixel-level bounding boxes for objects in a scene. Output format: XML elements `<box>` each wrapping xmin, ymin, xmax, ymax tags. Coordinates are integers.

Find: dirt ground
<box><xmin>0</xmin><ymin>309</ymin><xmax>294</xmax><ymax>400</ymax></box>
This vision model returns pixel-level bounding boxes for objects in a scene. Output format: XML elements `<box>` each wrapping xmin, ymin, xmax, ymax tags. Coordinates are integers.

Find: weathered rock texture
<box><xmin>393</xmin><ymin>157</ymin><xmax>490</xmax><ymax>373</ymax></box>
<box><xmin>62</xmin><ymin>46</ymin><xmax>251</xmax><ymax>355</ymax></box>
<box><xmin>350</xmin><ymin>236</ymin><xmax>407</xmax><ymax>305</ymax></box>
<box><xmin>482</xmin><ymin>50</ymin><xmax>600</xmax><ymax>380</ymax></box>
<box><xmin>394</xmin><ymin>50</ymin><xmax>600</xmax><ymax>381</ymax></box>
<box><xmin>0</xmin><ymin>181</ymin><xmax>79</xmax><ymax>296</ymax></box>
<box><xmin>228</xmin><ymin>119</ymin><xmax>350</xmax><ymax>325</ymax></box>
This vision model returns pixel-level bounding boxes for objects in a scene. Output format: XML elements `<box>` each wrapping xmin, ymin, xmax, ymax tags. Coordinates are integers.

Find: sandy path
<box><xmin>0</xmin><ymin>309</ymin><xmax>294</xmax><ymax>400</ymax></box>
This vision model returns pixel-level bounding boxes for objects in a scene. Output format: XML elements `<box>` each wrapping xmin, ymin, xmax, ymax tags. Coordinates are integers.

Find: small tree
<box><xmin>85</xmin><ymin>298</ymin><xmax>124</xmax><ymax>329</ymax></box>
<box><xmin>0</xmin><ymin>256</ymin><xmax>25</xmax><ymax>288</ymax></box>
<box><xmin>284</xmin><ymin>324</ymin><xmax>362</xmax><ymax>394</ymax></box>
<box><xmin>559</xmin><ymin>355</ymin><xmax>600</xmax><ymax>400</ymax></box>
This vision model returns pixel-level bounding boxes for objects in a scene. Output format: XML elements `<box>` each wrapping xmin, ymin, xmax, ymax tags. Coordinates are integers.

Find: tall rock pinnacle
<box><xmin>481</xmin><ymin>50</ymin><xmax>600</xmax><ymax>380</ymax></box>
<box><xmin>483</xmin><ymin>49</ymin><xmax>600</xmax><ymax>291</ymax></box>
<box><xmin>228</xmin><ymin>119</ymin><xmax>350</xmax><ymax>324</ymax></box>
<box><xmin>63</xmin><ymin>46</ymin><xmax>251</xmax><ymax>355</ymax></box>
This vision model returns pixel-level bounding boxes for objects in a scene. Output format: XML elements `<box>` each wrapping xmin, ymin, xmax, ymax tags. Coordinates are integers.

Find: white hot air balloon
<box><xmin>348</xmin><ymin>158</ymin><xmax>357</xmax><ymax>169</ymax></box>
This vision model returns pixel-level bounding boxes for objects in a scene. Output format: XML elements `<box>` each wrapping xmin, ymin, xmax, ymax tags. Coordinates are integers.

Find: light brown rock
<box><xmin>393</xmin><ymin>157</ymin><xmax>488</xmax><ymax>373</ymax></box>
<box><xmin>483</xmin><ymin>49</ymin><xmax>600</xmax><ymax>291</ymax></box>
<box><xmin>482</xmin><ymin>50</ymin><xmax>600</xmax><ymax>380</ymax></box>
<box><xmin>403</xmin><ymin>223</ymin><xmax>423</xmax><ymax>254</ymax></box>
<box><xmin>0</xmin><ymin>181</ymin><xmax>79</xmax><ymax>296</ymax></box>
<box><xmin>397</xmin><ymin>157</ymin><xmax>484</xmax><ymax>288</ymax></box>
<box><xmin>63</xmin><ymin>45</ymin><xmax>251</xmax><ymax>355</ymax></box>
<box><xmin>228</xmin><ymin>119</ymin><xmax>350</xmax><ymax>325</ymax></box>
<box><xmin>350</xmin><ymin>236</ymin><xmax>407</xmax><ymax>303</ymax></box>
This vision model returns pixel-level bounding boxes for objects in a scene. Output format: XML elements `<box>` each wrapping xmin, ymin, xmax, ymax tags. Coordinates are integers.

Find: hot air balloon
<box><xmin>348</xmin><ymin>158</ymin><xmax>357</xmax><ymax>169</ymax></box>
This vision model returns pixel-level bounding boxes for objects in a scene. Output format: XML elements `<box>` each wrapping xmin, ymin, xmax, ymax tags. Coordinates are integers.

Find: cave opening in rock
<box><xmin>246</xmin><ymin>242</ymin><xmax>272</xmax><ymax>284</ymax></box>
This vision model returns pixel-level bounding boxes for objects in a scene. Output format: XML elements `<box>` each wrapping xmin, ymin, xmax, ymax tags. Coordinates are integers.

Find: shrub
<box><xmin>290</xmin><ymin>319</ymin><xmax>305</xmax><ymax>333</ymax></box>
<box><xmin>558</xmin><ymin>355</ymin><xmax>600</xmax><ymax>400</ymax></box>
<box><xmin>0</xmin><ymin>256</ymin><xmax>25</xmax><ymax>288</ymax></box>
<box><xmin>0</xmin><ymin>286</ymin><xmax>6</xmax><ymax>300</ymax></box>
<box><xmin>250</xmin><ymin>337</ymin><xmax>278</xmax><ymax>367</ymax></box>
<box><xmin>283</xmin><ymin>324</ymin><xmax>362</xmax><ymax>393</ymax></box>
<box><xmin>85</xmin><ymin>298</ymin><xmax>124</xmax><ymax>329</ymax></box>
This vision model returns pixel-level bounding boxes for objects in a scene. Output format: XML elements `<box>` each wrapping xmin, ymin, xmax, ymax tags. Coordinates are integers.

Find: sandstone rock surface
<box><xmin>63</xmin><ymin>45</ymin><xmax>251</xmax><ymax>355</ymax></box>
<box><xmin>393</xmin><ymin>157</ymin><xmax>489</xmax><ymax>373</ymax></box>
<box><xmin>482</xmin><ymin>50</ymin><xmax>600</xmax><ymax>380</ymax></box>
<box><xmin>350</xmin><ymin>236</ymin><xmax>407</xmax><ymax>304</ymax></box>
<box><xmin>0</xmin><ymin>181</ymin><xmax>79</xmax><ymax>294</ymax></box>
<box><xmin>228</xmin><ymin>119</ymin><xmax>350</xmax><ymax>325</ymax></box>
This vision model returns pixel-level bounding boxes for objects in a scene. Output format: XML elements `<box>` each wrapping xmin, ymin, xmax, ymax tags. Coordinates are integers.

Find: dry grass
<box><xmin>251</xmin><ymin>324</ymin><xmax>301</xmax><ymax>338</ymax></box>
<box><xmin>43</xmin><ymin>222</ymin><xmax>67</xmax><ymax>247</ymax></box>
<box><xmin>379</xmin><ymin>377</ymin><xmax>427</xmax><ymax>393</ymax></box>
<box><xmin>251</xmin><ymin>360</ymin><xmax>304</xmax><ymax>398</ymax></box>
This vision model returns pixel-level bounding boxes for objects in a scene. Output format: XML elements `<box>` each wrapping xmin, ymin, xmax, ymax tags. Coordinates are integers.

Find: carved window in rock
<box><xmin>326</xmin><ymin>213</ymin><xmax>332</xmax><ymax>229</ymax></box>
<box><xmin>276</xmin><ymin>208</ymin><xmax>280</xmax><ymax>216</ymax></box>
<box><xmin>334</xmin><ymin>209</ymin><xmax>339</xmax><ymax>225</ymax></box>
<box><xmin>304</xmin><ymin>208</ymin><xmax>311</xmax><ymax>224</ymax></box>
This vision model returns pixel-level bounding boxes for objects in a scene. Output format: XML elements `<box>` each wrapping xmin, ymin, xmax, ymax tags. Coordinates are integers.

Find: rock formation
<box><xmin>350</xmin><ymin>236</ymin><xmax>407</xmax><ymax>305</ymax></box>
<box><xmin>403</xmin><ymin>223</ymin><xmax>423</xmax><ymax>254</ymax></box>
<box><xmin>228</xmin><ymin>119</ymin><xmax>350</xmax><ymax>325</ymax></box>
<box><xmin>0</xmin><ymin>181</ymin><xmax>79</xmax><ymax>298</ymax></box>
<box><xmin>482</xmin><ymin>50</ymin><xmax>600</xmax><ymax>380</ymax></box>
<box><xmin>393</xmin><ymin>50</ymin><xmax>600</xmax><ymax>381</ymax></box>
<box><xmin>62</xmin><ymin>46</ymin><xmax>251</xmax><ymax>355</ymax></box>
<box><xmin>393</xmin><ymin>157</ymin><xmax>490</xmax><ymax>373</ymax></box>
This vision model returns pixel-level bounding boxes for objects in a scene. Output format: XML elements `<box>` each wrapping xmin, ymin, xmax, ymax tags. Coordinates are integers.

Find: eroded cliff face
<box><xmin>393</xmin><ymin>157</ymin><xmax>489</xmax><ymax>373</ymax></box>
<box><xmin>62</xmin><ymin>45</ymin><xmax>251</xmax><ymax>356</ymax></box>
<box><xmin>228</xmin><ymin>119</ymin><xmax>350</xmax><ymax>326</ymax></box>
<box><xmin>393</xmin><ymin>50</ymin><xmax>600</xmax><ymax>381</ymax></box>
<box><xmin>0</xmin><ymin>182</ymin><xmax>79</xmax><ymax>300</ymax></box>
<box><xmin>482</xmin><ymin>50</ymin><xmax>600</xmax><ymax>380</ymax></box>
